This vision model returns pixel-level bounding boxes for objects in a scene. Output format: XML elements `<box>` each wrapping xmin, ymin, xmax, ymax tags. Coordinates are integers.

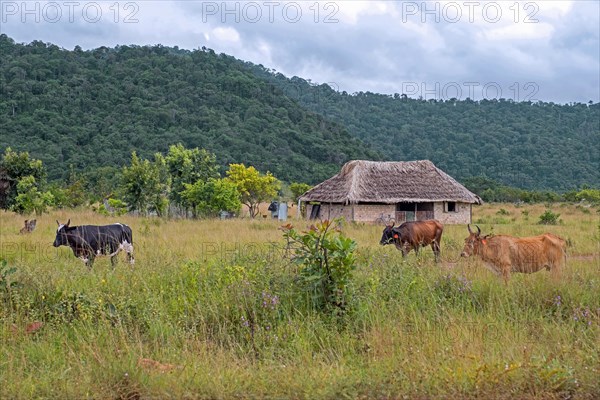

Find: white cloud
<box><xmin>211</xmin><ymin>27</ymin><xmax>240</xmax><ymax>43</ymax></box>
<box><xmin>336</xmin><ymin>1</ymin><xmax>391</xmax><ymax>24</ymax></box>
<box><xmin>481</xmin><ymin>22</ymin><xmax>554</xmax><ymax>41</ymax></box>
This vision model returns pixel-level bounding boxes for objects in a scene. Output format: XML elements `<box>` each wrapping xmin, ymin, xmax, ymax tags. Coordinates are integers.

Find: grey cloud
<box><xmin>0</xmin><ymin>0</ymin><xmax>597</xmax><ymax>103</ymax></box>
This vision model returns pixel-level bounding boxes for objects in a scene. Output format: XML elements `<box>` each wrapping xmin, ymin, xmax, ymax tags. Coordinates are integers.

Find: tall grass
<box><xmin>1</xmin><ymin>204</ymin><xmax>599</xmax><ymax>399</ymax></box>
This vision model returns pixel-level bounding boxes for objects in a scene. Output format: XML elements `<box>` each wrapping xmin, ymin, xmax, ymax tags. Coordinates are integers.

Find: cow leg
<box><xmin>400</xmin><ymin>246</ymin><xmax>408</xmax><ymax>258</ymax></box>
<box><xmin>123</xmin><ymin>241</ymin><xmax>135</xmax><ymax>265</ymax></box>
<box><xmin>501</xmin><ymin>265</ymin><xmax>510</xmax><ymax>284</ymax></box>
<box><xmin>86</xmin><ymin>254</ymin><xmax>95</xmax><ymax>270</ymax></box>
<box><xmin>431</xmin><ymin>241</ymin><xmax>441</xmax><ymax>263</ymax></box>
<box><xmin>110</xmin><ymin>255</ymin><xmax>118</xmax><ymax>268</ymax></box>
<box><xmin>401</xmin><ymin>242</ymin><xmax>411</xmax><ymax>258</ymax></box>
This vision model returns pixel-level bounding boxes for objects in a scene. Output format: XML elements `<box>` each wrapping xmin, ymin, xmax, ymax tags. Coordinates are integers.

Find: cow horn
<box><xmin>66</xmin><ymin>219</ymin><xmax>70</xmax><ymax>227</ymax></box>
<box><xmin>467</xmin><ymin>224</ymin><xmax>472</xmax><ymax>234</ymax></box>
<box><xmin>56</xmin><ymin>220</ymin><xmax>60</xmax><ymax>226</ymax></box>
<box><xmin>475</xmin><ymin>225</ymin><xmax>481</xmax><ymax>235</ymax></box>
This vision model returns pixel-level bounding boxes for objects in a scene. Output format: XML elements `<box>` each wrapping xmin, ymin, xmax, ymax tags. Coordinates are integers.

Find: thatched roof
<box><xmin>300</xmin><ymin>160</ymin><xmax>482</xmax><ymax>205</ymax></box>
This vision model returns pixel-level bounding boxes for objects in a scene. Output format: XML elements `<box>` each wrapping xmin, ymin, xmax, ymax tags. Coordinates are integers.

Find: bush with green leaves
<box><xmin>181</xmin><ymin>178</ymin><xmax>241</xmax><ymax>218</ymax></box>
<box><xmin>97</xmin><ymin>198</ymin><xmax>128</xmax><ymax>216</ymax></box>
<box><xmin>289</xmin><ymin>182</ymin><xmax>312</xmax><ymax>202</ymax></box>
<box><xmin>538</xmin><ymin>209</ymin><xmax>561</xmax><ymax>225</ymax></box>
<box><xmin>121</xmin><ymin>152</ymin><xmax>170</xmax><ymax>216</ymax></box>
<box><xmin>576</xmin><ymin>189</ymin><xmax>600</xmax><ymax>205</ymax></box>
<box><xmin>0</xmin><ymin>147</ymin><xmax>47</xmax><ymax>210</ymax></box>
<box><xmin>281</xmin><ymin>219</ymin><xmax>356</xmax><ymax>313</ymax></box>
<box><xmin>11</xmin><ymin>175</ymin><xmax>54</xmax><ymax>215</ymax></box>
<box><xmin>225</xmin><ymin>164</ymin><xmax>280</xmax><ymax>218</ymax></box>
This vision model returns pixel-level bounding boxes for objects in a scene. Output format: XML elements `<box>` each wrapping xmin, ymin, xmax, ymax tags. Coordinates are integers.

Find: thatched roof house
<box><xmin>299</xmin><ymin>160</ymin><xmax>481</xmax><ymax>224</ymax></box>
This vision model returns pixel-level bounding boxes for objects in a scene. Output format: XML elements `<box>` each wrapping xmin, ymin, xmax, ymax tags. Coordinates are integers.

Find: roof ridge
<box><xmin>299</xmin><ymin>159</ymin><xmax>482</xmax><ymax>204</ymax></box>
<box><xmin>347</xmin><ymin>160</ymin><xmax>362</xmax><ymax>204</ymax></box>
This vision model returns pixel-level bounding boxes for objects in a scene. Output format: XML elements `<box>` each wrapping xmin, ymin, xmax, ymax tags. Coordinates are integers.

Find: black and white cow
<box><xmin>53</xmin><ymin>219</ymin><xmax>134</xmax><ymax>268</ymax></box>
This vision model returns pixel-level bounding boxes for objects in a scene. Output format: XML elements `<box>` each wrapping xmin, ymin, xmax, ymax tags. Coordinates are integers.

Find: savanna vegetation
<box><xmin>1</xmin><ymin>203</ymin><xmax>598</xmax><ymax>399</ymax></box>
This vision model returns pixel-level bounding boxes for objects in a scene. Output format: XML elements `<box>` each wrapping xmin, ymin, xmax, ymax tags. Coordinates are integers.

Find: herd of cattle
<box><xmin>380</xmin><ymin>219</ymin><xmax>567</xmax><ymax>282</ymax></box>
<box><xmin>15</xmin><ymin>217</ymin><xmax>567</xmax><ymax>282</ymax></box>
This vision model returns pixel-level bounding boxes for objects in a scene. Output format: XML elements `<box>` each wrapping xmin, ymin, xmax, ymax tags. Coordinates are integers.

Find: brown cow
<box><xmin>380</xmin><ymin>220</ymin><xmax>444</xmax><ymax>262</ymax></box>
<box><xmin>460</xmin><ymin>225</ymin><xmax>566</xmax><ymax>282</ymax></box>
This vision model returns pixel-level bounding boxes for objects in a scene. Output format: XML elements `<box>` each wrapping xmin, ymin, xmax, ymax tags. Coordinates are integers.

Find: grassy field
<box><xmin>1</xmin><ymin>203</ymin><xmax>599</xmax><ymax>399</ymax></box>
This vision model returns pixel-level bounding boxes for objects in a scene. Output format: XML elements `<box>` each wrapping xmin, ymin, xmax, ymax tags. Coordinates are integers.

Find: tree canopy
<box><xmin>225</xmin><ymin>163</ymin><xmax>280</xmax><ymax>218</ymax></box>
<box><xmin>251</xmin><ymin>70</ymin><xmax>600</xmax><ymax>191</ymax></box>
<box><xmin>0</xmin><ymin>35</ymin><xmax>377</xmax><ymax>185</ymax></box>
<box><xmin>1</xmin><ymin>35</ymin><xmax>597</xmax><ymax>191</ymax></box>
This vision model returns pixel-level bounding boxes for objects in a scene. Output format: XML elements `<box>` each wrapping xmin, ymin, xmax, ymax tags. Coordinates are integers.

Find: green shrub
<box><xmin>97</xmin><ymin>198</ymin><xmax>128</xmax><ymax>216</ymax></box>
<box><xmin>281</xmin><ymin>219</ymin><xmax>356</xmax><ymax>313</ymax></box>
<box><xmin>538</xmin><ymin>209</ymin><xmax>561</xmax><ymax>225</ymax></box>
<box><xmin>11</xmin><ymin>176</ymin><xmax>54</xmax><ymax>215</ymax></box>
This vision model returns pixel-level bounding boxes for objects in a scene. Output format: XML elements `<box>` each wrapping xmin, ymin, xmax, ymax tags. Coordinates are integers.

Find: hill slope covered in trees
<box><xmin>251</xmin><ymin>69</ymin><xmax>600</xmax><ymax>190</ymax></box>
<box><xmin>1</xmin><ymin>35</ymin><xmax>598</xmax><ymax>190</ymax></box>
<box><xmin>0</xmin><ymin>35</ymin><xmax>378</xmax><ymax>184</ymax></box>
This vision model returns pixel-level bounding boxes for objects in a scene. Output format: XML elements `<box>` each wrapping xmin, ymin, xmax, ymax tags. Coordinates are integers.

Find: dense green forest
<box><xmin>250</xmin><ymin>69</ymin><xmax>600</xmax><ymax>191</ymax></box>
<box><xmin>1</xmin><ymin>35</ymin><xmax>598</xmax><ymax>190</ymax></box>
<box><xmin>0</xmin><ymin>35</ymin><xmax>378</xmax><ymax>184</ymax></box>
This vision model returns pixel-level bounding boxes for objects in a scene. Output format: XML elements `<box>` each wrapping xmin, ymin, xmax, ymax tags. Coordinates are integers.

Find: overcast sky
<box><xmin>1</xmin><ymin>1</ymin><xmax>598</xmax><ymax>103</ymax></box>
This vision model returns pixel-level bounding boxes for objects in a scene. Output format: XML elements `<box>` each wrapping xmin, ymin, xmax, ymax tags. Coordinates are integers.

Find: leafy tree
<box><xmin>150</xmin><ymin>153</ymin><xmax>171</xmax><ymax>217</ymax></box>
<box><xmin>225</xmin><ymin>163</ymin><xmax>280</xmax><ymax>218</ymax></box>
<box><xmin>47</xmin><ymin>184</ymin><xmax>68</xmax><ymax>209</ymax></box>
<box><xmin>181</xmin><ymin>178</ymin><xmax>241</xmax><ymax>217</ymax></box>
<box><xmin>165</xmin><ymin>144</ymin><xmax>219</xmax><ymax>213</ymax></box>
<box><xmin>60</xmin><ymin>166</ymin><xmax>88</xmax><ymax>208</ymax></box>
<box><xmin>575</xmin><ymin>189</ymin><xmax>600</xmax><ymax>205</ymax></box>
<box><xmin>121</xmin><ymin>152</ymin><xmax>170</xmax><ymax>216</ymax></box>
<box><xmin>289</xmin><ymin>182</ymin><xmax>312</xmax><ymax>202</ymax></box>
<box><xmin>0</xmin><ymin>147</ymin><xmax>46</xmax><ymax>210</ymax></box>
<box><xmin>11</xmin><ymin>175</ymin><xmax>54</xmax><ymax>215</ymax></box>
<box><xmin>82</xmin><ymin>166</ymin><xmax>122</xmax><ymax>203</ymax></box>
<box><xmin>97</xmin><ymin>198</ymin><xmax>128</xmax><ymax>216</ymax></box>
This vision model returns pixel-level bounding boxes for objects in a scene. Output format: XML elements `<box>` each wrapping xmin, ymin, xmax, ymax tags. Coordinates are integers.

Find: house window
<box><xmin>445</xmin><ymin>202</ymin><xmax>456</xmax><ymax>212</ymax></box>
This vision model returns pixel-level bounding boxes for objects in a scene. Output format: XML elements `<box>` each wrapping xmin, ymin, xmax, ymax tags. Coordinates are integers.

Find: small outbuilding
<box><xmin>299</xmin><ymin>160</ymin><xmax>481</xmax><ymax>224</ymax></box>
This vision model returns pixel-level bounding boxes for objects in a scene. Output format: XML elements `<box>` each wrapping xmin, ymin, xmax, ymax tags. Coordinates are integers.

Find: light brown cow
<box><xmin>461</xmin><ymin>225</ymin><xmax>566</xmax><ymax>283</ymax></box>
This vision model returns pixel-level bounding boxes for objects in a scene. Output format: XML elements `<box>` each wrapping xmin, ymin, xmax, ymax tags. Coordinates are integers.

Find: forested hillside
<box><xmin>251</xmin><ymin>69</ymin><xmax>600</xmax><ymax>190</ymax></box>
<box><xmin>0</xmin><ymin>35</ymin><xmax>378</xmax><ymax>184</ymax></box>
<box><xmin>1</xmin><ymin>35</ymin><xmax>598</xmax><ymax>190</ymax></box>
